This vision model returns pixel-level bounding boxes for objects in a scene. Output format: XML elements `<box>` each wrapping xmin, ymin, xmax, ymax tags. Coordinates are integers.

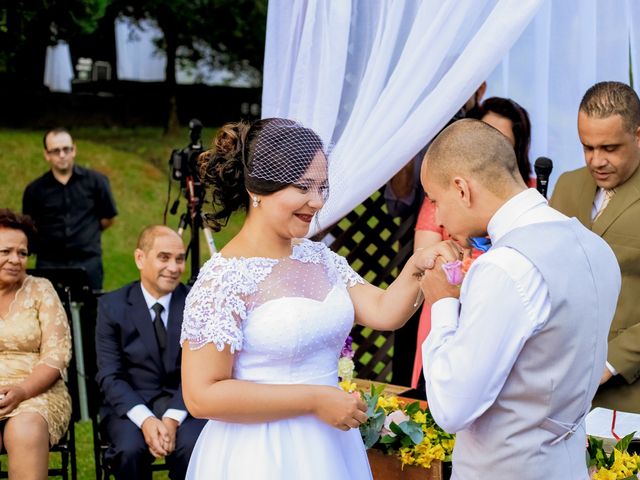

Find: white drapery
<box><xmin>44</xmin><ymin>41</ymin><xmax>75</xmax><ymax>93</ymax></box>
<box><xmin>115</xmin><ymin>17</ymin><xmax>167</xmax><ymax>82</ymax></box>
<box><xmin>262</xmin><ymin>0</ymin><xmax>544</xmax><ymax>232</ymax></box>
<box><xmin>115</xmin><ymin>17</ymin><xmax>259</xmax><ymax>86</ymax></box>
<box><xmin>486</xmin><ymin>0</ymin><xmax>640</xmax><ymax>190</ymax></box>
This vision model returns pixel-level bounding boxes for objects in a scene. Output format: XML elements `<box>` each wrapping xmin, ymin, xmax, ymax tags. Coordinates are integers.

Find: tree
<box><xmin>0</xmin><ymin>0</ymin><xmax>110</xmax><ymax>82</ymax></box>
<box><xmin>110</xmin><ymin>0</ymin><xmax>268</xmax><ymax>134</ymax></box>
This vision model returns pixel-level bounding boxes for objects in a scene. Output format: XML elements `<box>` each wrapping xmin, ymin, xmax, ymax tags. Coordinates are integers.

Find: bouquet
<box><xmin>338</xmin><ymin>337</ymin><xmax>454</xmax><ymax>470</ymax></box>
<box><xmin>588</xmin><ymin>433</ymin><xmax>640</xmax><ymax>479</ymax></box>
<box><xmin>359</xmin><ymin>384</ymin><xmax>455</xmax><ymax>469</ymax></box>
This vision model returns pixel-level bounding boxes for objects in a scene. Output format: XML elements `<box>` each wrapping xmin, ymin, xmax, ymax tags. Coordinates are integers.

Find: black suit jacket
<box><xmin>96</xmin><ymin>281</ymin><xmax>188</xmax><ymax>418</ymax></box>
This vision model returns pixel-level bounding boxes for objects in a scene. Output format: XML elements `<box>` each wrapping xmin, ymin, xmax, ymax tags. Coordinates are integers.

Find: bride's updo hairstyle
<box><xmin>199</xmin><ymin>118</ymin><xmax>326</xmax><ymax>231</ymax></box>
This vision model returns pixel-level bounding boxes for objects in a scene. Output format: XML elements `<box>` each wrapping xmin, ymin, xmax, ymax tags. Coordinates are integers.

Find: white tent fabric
<box><xmin>486</xmin><ymin>0</ymin><xmax>639</xmax><ymax>191</ymax></box>
<box><xmin>115</xmin><ymin>17</ymin><xmax>259</xmax><ymax>86</ymax></box>
<box><xmin>262</xmin><ymin>0</ymin><xmax>544</xmax><ymax>232</ymax></box>
<box><xmin>44</xmin><ymin>41</ymin><xmax>75</xmax><ymax>93</ymax></box>
<box><xmin>115</xmin><ymin>17</ymin><xmax>167</xmax><ymax>82</ymax></box>
<box><xmin>630</xmin><ymin>0</ymin><xmax>640</xmax><ymax>95</ymax></box>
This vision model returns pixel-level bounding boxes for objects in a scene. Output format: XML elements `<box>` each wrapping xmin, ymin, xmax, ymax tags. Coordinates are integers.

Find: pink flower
<box><xmin>381</xmin><ymin>410</ymin><xmax>410</xmax><ymax>437</ymax></box>
<box><xmin>441</xmin><ymin>260</ymin><xmax>464</xmax><ymax>285</ymax></box>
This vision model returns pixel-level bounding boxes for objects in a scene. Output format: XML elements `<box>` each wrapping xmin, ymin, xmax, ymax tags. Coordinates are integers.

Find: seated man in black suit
<box><xmin>96</xmin><ymin>225</ymin><xmax>205</xmax><ymax>479</ymax></box>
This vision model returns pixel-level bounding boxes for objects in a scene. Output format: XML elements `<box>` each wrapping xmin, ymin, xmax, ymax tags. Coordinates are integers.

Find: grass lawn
<box><xmin>0</xmin><ymin>127</ymin><xmax>396</xmax><ymax>478</ymax></box>
<box><xmin>0</xmin><ymin>127</ymin><xmax>244</xmax><ymax>291</ymax></box>
<box><xmin>0</xmin><ymin>126</ymin><xmax>243</xmax><ymax>479</ymax></box>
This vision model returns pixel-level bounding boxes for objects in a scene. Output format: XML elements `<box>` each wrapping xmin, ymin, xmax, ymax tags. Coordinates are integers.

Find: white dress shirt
<box><xmin>591</xmin><ymin>187</ymin><xmax>607</xmax><ymax>221</ymax></box>
<box><xmin>126</xmin><ymin>284</ymin><xmax>187</xmax><ymax>428</ymax></box>
<box><xmin>422</xmin><ymin>189</ymin><xmax>569</xmax><ymax>433</ymax></box>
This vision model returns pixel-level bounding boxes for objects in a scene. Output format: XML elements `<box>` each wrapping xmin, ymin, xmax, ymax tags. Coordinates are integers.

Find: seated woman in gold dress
<box><xmin>0</xmin><ymin>208</ymin><xmax>72</xmax><ymax>479</ymax></box>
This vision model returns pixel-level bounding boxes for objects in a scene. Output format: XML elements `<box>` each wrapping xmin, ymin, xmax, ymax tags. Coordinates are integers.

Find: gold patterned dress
<box><xmin>0</xmin><ymin>275</ymin><xmax>72</xmax><ymax>445</ymax></box>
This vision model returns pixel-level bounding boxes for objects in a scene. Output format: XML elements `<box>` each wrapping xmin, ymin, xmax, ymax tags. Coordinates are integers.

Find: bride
<box><xmin>180</xmin><ymin>118</ymin><xmax>459</xmax><ymax>479</ymax></box>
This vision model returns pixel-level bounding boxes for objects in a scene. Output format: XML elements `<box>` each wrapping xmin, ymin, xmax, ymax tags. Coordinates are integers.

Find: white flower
<box><xmin>381</xmin><ymin>410</ymin><xmax>410</xmax><ymax>437</ymax></box>
<box><xmin>338</xmin><ymin>357</ymin><xmax>355</xmax><ymax>381</ymax></box>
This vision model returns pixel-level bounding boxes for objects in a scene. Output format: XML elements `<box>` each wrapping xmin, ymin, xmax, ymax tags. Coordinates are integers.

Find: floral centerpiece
<box><xmin>358</xmin><ymin>383</ymin><xmax>455</xmax><ymax>470</ymax></box>
<box><xmin>338</xmin><ymin>337</ymin><xmax>455</xmax><ymax>472</ymax></box>
<box><xmin>588</xmin><ymin>432</ymin><xmax>640</xmax><ymax>479</ymax></box>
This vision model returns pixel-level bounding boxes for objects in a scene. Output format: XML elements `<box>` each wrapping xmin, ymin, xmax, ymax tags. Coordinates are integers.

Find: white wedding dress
<box><xmin>181</xmin><ymin>239</ymin><xmax>373</xmax><ymax>479</ymax></box>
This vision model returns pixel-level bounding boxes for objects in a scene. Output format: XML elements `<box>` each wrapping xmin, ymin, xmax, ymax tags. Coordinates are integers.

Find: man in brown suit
<box><xmin>550</xmin><ymin>81</ymin><xmax>640</xmax><ymax>413</ymax></box>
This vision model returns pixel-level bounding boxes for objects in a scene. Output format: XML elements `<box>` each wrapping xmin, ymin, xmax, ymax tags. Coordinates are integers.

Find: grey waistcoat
<box><xmin>451</xmin><ymin>218</ymin><xmax>619</xmax><ymax>480</ymax></box>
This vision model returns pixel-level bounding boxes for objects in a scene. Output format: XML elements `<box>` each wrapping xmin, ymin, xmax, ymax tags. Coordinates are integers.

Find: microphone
<box><xmin>534</xmin><ymin>157</ymin><xmax>553</xmax><ymax>199</ymax></box>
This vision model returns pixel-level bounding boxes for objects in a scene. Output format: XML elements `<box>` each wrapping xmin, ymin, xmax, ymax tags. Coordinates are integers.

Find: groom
<box><xmin>419</xmin><ymin>119</ymin><xmax>621</xmax><ymax>479</ymax></box>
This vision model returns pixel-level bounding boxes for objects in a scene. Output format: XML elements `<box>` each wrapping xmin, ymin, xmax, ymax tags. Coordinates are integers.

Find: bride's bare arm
<box><xmin>348</xmin><ymin>240</ymin><xmax>462</xmax><ymax>331</ymax></box>
<box><xmin>181</xmin><ymin>343</ymin><xmax>367</xmax><ymax>430</ymax></box>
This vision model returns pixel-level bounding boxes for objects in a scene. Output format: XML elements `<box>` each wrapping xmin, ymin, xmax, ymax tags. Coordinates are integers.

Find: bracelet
<box><xmin>413</xmin><ymin>288</ymin><xmax>424</xmax><ymax>308</ymax></box>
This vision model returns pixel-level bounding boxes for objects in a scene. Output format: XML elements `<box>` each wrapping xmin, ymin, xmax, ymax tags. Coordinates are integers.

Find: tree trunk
<box><xmin>161</xmin><ymin>17</ymin><xmax>180</xmax><ymax>136</ymax></box>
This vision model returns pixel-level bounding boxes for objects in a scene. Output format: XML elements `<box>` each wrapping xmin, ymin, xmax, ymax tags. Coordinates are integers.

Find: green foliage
<box><xmin>360</xmin><ymin>384</ymin><xmax>385</xmax><ymax>447</ymax></box>
<box><xmin>111</xmin><ymin>0</ymin><xmax>267</xmax><ymax>78</ymax></box>
<box><xmin>68</xmin><ymin>0</ymin><xmax>111</xmax><ymax>36</ymax></box>
<box><xmin>587</xmin><ymin>432</ymin><xmax>640</xmax><ymax>479</ymax></box>
<box><xmin>0</xmin><ymin>0</ymin><xmax>110</xmax><ymax>74</ymax></box>
<box><xmin>359</xmin><ymin>384</ymin><xmax>426</xmax><ymax>450</ymax></box>
<box><xmin>356</xmin><ymin>384</ymin><xmax>454</xmax><ymax>469</ymax></box>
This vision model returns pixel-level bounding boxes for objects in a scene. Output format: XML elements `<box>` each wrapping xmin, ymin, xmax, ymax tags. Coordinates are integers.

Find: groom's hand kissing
<box><xmin>412</xmin><ymin>240</ymin><xmax>462</xmax><ymax>276</ymax></box>
<box><xmin>420</xmin><ymin>256</ymin><xmax>462</xmax><ymax>304</ymax></box>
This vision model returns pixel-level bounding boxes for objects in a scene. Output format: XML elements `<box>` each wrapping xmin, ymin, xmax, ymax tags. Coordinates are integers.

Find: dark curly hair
<box><xmin>480</xmin><ymin>97</ymin><xmax>532</xmax><ymax>184</ymax></box>
<box><xmin>0</xmin><ymin>209</ymin><xmax>37</xmax><ymax>251</ymax></box>
<box><xmin>198</xmin><ymin>118</ymin><xmax>325</xmax><ymax>231</ymax></box>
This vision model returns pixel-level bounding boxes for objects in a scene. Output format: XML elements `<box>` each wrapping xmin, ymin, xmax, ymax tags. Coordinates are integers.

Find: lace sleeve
<box><xmin>180</xmin><ymin>257</ymin><xmax>251</xmax><ymax>353</ymax></box>
<box><xmin>326</xmin><ymin>249</ymin><xmax>365</xmax><ymax>288</ymax></box>
<box><xmin>34</xmin><ymin>277</ymin><xmax>72</xmax><ymax>379</ymax></box>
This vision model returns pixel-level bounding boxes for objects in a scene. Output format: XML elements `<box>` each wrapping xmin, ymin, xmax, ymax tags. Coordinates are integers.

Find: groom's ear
<box><xmin>452</xmin><ymin>176</ymin><xmax>472</xmax><ymax>208</ymax></box>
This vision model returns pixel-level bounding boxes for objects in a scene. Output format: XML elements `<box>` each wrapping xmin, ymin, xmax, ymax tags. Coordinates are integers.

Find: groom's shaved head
<box><xmin>423</xmin><ymin>119</ymin><xmax>522</xmax><ymax>196</ymax></box>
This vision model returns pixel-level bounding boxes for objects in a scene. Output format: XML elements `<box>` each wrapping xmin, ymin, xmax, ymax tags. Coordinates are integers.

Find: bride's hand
<box><xmin>312</xmin><ymin>386</ymin><xmax>368</xmax><ymax>431</ymax></box>
<box><xmin>412</xmin><ymin>240</ymin><xmax>463</xmax><ymax>277</ymax></box>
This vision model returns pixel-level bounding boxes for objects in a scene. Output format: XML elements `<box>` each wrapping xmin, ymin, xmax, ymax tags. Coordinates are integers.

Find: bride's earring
<box><xmin>252</xmin><ymin>196</ymin><xmax>260</xmax><ymax>208</ymax></box>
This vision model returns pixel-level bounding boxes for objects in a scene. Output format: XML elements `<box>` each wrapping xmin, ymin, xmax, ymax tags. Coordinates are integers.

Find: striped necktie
<box><xmin>593</xmin><ymin>188</ymin><xmax>615</xmax><ymax>222</ymax></box>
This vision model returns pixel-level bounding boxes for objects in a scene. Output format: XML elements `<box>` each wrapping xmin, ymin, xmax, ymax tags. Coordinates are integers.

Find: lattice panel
<box><xmin>328</xmin><ymin>189</ymin><xmax>417</xmax><ymax>382</ymax></box>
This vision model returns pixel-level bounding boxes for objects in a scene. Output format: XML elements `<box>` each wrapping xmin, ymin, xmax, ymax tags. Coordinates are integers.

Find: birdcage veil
<box><xmin>245</xmin><ymin>119</ymin><xmax>329</xmax><ymax>199</ymax></box>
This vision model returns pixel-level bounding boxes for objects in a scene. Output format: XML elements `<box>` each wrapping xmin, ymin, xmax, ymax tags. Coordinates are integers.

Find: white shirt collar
<box><xmin>487</xmin><ymin>188</ymin><xmax>548</xmax><ymax>243</ymax></box>
<box><xmin>140</xmin><ymin>283</ymin><xmax>172</xmax><ymax>316</ymax></box>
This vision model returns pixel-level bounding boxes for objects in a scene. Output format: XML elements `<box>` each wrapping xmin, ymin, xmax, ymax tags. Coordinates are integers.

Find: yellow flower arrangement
<box><xmin>355</xmin><ymin>383</ymin><xmax>455</xmax><ymax>470</ymax></box>
<box><xmin>588</xmin><ymin>433</ymin><xmax>640</xmax><ymax>480</ymax></box>
<box><xmin>338</xmin><ymin>336</ymin><xmax>453</xmax><ymax>470</ymax></box>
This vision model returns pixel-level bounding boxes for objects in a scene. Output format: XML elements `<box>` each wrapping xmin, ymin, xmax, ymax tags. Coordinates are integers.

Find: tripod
<box><xmin>176</xmin><ymin>174</ymin><xmax>216</xmax><ymax>285</ymax></box>
<box><xmin>167</xmin><ymin>118</ymin><xmax>216</xmax><ymax>285</ymax></box>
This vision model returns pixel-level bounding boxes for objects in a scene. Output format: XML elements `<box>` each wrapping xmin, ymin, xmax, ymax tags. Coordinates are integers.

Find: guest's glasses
<box><xmin>46</xmin><ymin>146</ymin><xmax>74</xmax><ymax>156</ymax></box>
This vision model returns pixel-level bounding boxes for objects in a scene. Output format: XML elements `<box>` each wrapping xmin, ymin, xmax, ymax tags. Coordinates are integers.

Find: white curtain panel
<box><xmin>44</xmin><ymin>41</ymin><xmax>75</xmax><ymax>93</ymax></box>
<box><xmin>627</xmin><ymin>0</ymin><xmax>640</xmax><ymax>98</ymax></box>
<box><xmin>486</xmin><ymin>0</ymin><xmax>637</xmax><ymax>190</ymax></box>
<box><xmin>115</xmin><ymin>17</ymin><xmax>259</xmax><ymax>86</ymax></box>
<box><xmin>115</xmin><ymin>17</ymin><xmax>167</xmax><ymax>82</ymax></box>
<box><xmin>262</xmin><ymin>0</ymin><xmax>544</xmax><ymax>232</ymax></box>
